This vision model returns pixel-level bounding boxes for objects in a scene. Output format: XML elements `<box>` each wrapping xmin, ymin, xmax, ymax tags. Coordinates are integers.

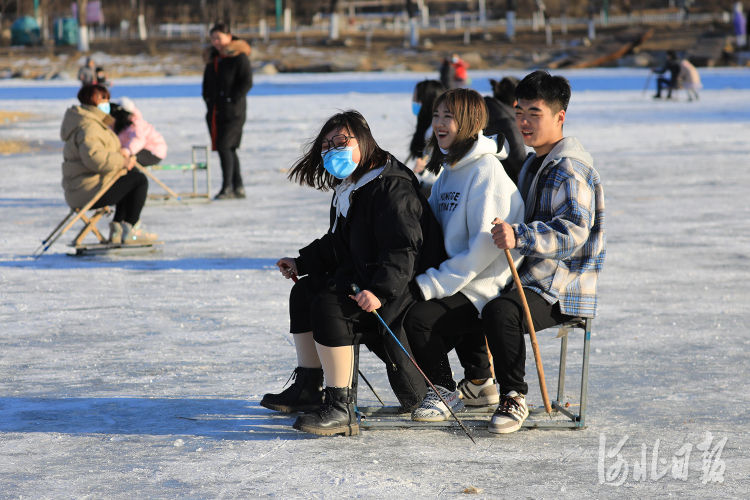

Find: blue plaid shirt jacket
<box><xmin>512</xmin><ymin>137</ymin><xmax>606</xmax><ymax>318</ymax></box>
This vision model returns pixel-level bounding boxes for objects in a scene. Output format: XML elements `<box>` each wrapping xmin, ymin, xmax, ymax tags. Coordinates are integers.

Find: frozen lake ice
<box><xmin>1</xmin><ymin>70</ymin><xmax>749</xmax><ymax>498</ymax></box>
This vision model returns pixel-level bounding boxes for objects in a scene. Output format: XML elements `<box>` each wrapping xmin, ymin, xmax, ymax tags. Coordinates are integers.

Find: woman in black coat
<box><xmin>202</xmin><ymin>22</ymin><xmax>253</xmax><ymax>199</ymax></box>
<box><xmin>260</xmin><ymin>110</ymin><xmax>446</xmax><ymax>437</ymax></box>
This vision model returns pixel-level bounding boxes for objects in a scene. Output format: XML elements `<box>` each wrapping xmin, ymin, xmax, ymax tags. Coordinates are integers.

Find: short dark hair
<box><xmin>210</xmin><ymin>22</ymin><xmax>230</xmax><ymax>35</ymax></box>
<box><xmin>287</xmin><ymin>110</ymin><xmax>389</xmax><ymax>191</ymax></box>
<box><xmin>77</xmin><ymin>84</ymin><xmax>110</xmax><ymax>105</ymax></box>
<box><xmin>490</xmin><ymin>76</ymin><xmax>520</xmax><ymax>107</ymax></box>
<box><xmin>514</xmin><ymin>70</ymin><xmax>571</xmax><ymax>113</ymax></box>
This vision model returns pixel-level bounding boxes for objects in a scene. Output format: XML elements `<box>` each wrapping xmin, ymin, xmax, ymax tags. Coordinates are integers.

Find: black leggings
<box><xmin>404</xmin><ymin>292</ymin><xmax>491</xmax><ymax>391</ymax></box>
<box><xmin>91</xmin><ymin>168</ymin><xmax>148</xmax><ymax>225</ymax></box>
<box><xmin>217</xmin><ymin>147</ymin><xmax>243</xmax><ymax>191</ymax></box>
<box><xmin>406</xmin><ymin>289</ymin><xmax>574</xmax><ymax>395</ymax></box>
<box><xmin>289</xmin><ymin>275</ymin><xmax>380</xmax><ymax>348</ymax></box>
<box><xmin>135</xmin><ymin>149</ymin><xmax>161</xmax><ymax>167</ymax></box>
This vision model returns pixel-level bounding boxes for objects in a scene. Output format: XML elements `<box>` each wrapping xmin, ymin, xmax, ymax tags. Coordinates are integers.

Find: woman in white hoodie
<box><xmin>405</xmin><ymin>88</ymin><xmax>525</xmax><ymax>422</ymax></box>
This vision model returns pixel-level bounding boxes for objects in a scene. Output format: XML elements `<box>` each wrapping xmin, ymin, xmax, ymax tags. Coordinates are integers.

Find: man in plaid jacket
<box><xmin>484</xmin><ymin>70</ymin><xmax>606</xmax><ymax>434</ymax></box>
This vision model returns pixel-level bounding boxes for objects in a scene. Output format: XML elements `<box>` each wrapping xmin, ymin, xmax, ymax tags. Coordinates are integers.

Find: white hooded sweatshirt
<box><xmin>415</xmin><ymin>133</ymin><xmax>525</xmax><ymax>315</ymax></box>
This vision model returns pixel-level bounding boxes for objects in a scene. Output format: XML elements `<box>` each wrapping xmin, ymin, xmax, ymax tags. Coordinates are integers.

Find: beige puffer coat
<box><xmin>60</xmin><ymin>104</ymin><xmax>126</xmax><ymax>209</ymax></box>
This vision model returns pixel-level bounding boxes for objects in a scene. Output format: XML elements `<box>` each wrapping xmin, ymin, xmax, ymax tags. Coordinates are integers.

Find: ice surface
<box><xmin>1</xmin><ymin>71</ymin><xmax>749</xmax><ymax>498</ymax></box>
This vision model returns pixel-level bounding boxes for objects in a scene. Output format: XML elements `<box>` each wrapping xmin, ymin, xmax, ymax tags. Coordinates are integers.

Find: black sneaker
<box><xmin>215</xmin><ymin>189</ymin><xmax>235</xmax><ymax>200</ymax></box>
<box><xmin>234</xmin><ymin>186</ymin><xmax>246</xmax><ymax>199</ymax></box>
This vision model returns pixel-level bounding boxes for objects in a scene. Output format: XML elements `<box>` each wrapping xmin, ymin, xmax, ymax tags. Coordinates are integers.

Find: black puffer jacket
<box><xmin>296</xmin><ymin>155</ymin><xmax>447</xmax><ymax>410</ymax></box>
<box><xmin>202</xmin><ymin>37</ymin><xmax>253</xmax><ymax>150</ymax></box>
<box><xmin>484</xmin><ymin>95</ymin><xmax>526</xmax><ymax>185</ymax></box>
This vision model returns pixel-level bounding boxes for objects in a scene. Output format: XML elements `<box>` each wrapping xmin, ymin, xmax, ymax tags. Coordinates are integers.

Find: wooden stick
<box><xmin>134</xmin><ymin>163</ymin><xmax>181</xmax><ymax>200</ymax></box>
<box><xmin>504</xmin><ymin>249</ymin><xmax>553</xmax><ymax>414</ymax></box>
<box><xmin>58</xmin><ymin>169</ymin><xmax>126</xmax><ymax>238</ymax></box>
<box><xmin>36</xmin><ymin>169</ymin><xmax>126</xmax><ymax>258</ymax></box>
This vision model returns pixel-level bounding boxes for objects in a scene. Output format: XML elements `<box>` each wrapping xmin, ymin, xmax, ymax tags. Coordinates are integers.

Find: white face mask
<box><xmin>439</xmin><ymin>147</ymin><xmax>450</xmax><ymax>155</ymax></box>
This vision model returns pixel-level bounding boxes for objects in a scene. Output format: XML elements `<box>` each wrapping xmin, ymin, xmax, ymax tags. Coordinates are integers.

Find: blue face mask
<box><xmin>97</xmin><ymin>102</ymin><xmax>111</xmax><ymax>114</ymax></box>
<box><xmin>412</xmin><ymin>102</ymin><xmax>421</xmax><ymax>116</ymax></box>
<box><xmin>322</xmin><ymin>146</ymin><xmax>359</xmax><ymax>179</ymax></box>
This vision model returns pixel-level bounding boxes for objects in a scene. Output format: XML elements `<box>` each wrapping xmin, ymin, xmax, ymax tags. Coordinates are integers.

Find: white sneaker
<box><xmin>457</xmin><ymin>378</ymin><xmax>500</xmax><ymax>406</ymax></box>
<box><xmin>121</xmin><ymin>221</ymin><xmax>159</xmax><ymax>245</ymax></box>
<box><xmin>411</xmin><ymin>385</ymin><xmax>465</xmax><ymax>422</ymax></box>
<box><xmin>488</xmin><ymin>391</ymin><xmax>529</xmax><ymax>434</ymax></box>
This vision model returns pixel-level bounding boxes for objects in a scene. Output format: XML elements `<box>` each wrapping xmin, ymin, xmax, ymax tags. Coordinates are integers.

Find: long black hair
<box><xmin>109</xmin><ymin>103</ymin><xmax>133</xmax><ymax>135</ymax></box>
<box><xmin>287</xmin><ymin>110</ymin><xmax>389</xmax><ymax>191</ymax></box>
<box><xmin>408</xmin><ymin>80</ymin><xmax>445</xmax><ymax>161</ymax></box>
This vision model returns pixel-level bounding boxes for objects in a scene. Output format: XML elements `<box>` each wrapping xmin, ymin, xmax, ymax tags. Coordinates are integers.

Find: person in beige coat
<box><xmin>61</xmin><ymin>84</ymin><xmax>158</xmax><ymax>244</ymax></box>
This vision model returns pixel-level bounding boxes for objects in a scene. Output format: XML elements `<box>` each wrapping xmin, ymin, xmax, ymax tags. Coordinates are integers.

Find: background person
<box><xmin>110</xmin><ymin>97</ymin><xmax>168</xmax><ymax>167</ymax></box>
<box><xmin>77</xmin><ymin>57</ymin><xmax>97</xmax><ymax>86</ymax></box>
<box><xmin>408</xmin><ymin>79</ymin><xmax>445</xmax><ymax>196</ymax></box>
<box><xmin>95</xmin><ymin>66</ymin><xmax>111</xmax><ymax>88</ymax></box>
<box><xmin>61</xmin><ymin>84</ymin><xmax>158</xmax><ymax>245</ymax></box>
<box><xmin>653</xmin><ymin>50</ymin><xmax>680</xmax><ymax>99</ymax></box>
<box><xmin>451</xmin><ymin>53</ymin><xmax>470</xmax><ymax>88</ymax></box>
<box><xmin>202</xmin><ymin>22</ymin><xmax>253</xmax><ymax>200</ymax></box>
<box><xmin>484</xmin><ymin>76</ymin><xmax>527</xmax><ymax>185</ymax></box>
<box><xmin>679</xmin><ymin>57</ymin><xmax>702</xmax><ymax>102</ymax></box>
<box><xmin>734</xmin><ymin>2</ymin><xmax>747</xmax><ymax>48</ymax></box>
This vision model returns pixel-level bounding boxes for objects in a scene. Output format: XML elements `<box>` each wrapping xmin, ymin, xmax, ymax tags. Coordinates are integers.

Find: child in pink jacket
<box><xmin>110</xmin><ymin>97</ymin><xmax>168</xmax><ymax>167</ymax></box>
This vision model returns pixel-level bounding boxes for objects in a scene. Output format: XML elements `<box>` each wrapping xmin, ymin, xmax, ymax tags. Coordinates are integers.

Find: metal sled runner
<box><xmin>144</xmin><ymin>145</ymin><xmax>212</xmax><ymax>205</ymax></box>
<box><xmin>357</xmin><ymin>317</ymin><xmax>592</xmax><ymax>431</ymax></box>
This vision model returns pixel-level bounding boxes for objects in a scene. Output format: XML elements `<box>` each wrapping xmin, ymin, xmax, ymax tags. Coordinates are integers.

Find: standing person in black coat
<box><xmin>260</xmin><ymin>110</ymin><xmax>447</xmax><ymax>437</ymax></box>
<box><xmin>485</xmin><ymin>76</ymin><xmax>527</xmax><ymax>185</ymax></box>
<box><xmin>202</xmin><ymin>22</ymin><xmax>253</xmax><ymax>199</ymax></box>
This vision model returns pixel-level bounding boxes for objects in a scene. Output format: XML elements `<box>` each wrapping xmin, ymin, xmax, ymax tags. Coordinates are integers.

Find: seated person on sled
<box><xmin>260</xmin><ymin>110</ymin><xmax>446</xmax><ymax>437</ymax></box>
<box><xmin>61</xmin><ymin>84</ymin><xmax>159</xmax><ymax>245</ymax></box>
<box><xmin>405</xmin><ymin>73</ymin><xmax>605</xmax><ymax>435</ymax></box>
<box><xmin>402</xmin><ymin>88</ymin><xmax>525</xmax><ymax>424</ymax></box>
<box><xmin>486</xmin><ymin>71</ymin><xmax>605</xmax><ymax>433</ymax></box>
<box><xmin>109</xmin><ymin>97</ymin><xmax>168</xmax><ymax>168</ymax></box>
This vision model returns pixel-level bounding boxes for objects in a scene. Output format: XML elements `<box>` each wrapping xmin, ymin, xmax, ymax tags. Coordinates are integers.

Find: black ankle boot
<box><xmin>292</xmin><ymin>386</ymin><xmax>359</xmax><ymax>436</ymax></box>
<box><xmin>260</xmin><ymin>367</ymin><xmax>324</xmax><ymax>413</ymax></box>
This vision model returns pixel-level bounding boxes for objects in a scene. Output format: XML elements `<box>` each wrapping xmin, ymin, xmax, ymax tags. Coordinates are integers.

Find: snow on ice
<box><xmin>1</xmin><ymin>69</ymin><xmax>749</xmax><ymax>499</ymax></box>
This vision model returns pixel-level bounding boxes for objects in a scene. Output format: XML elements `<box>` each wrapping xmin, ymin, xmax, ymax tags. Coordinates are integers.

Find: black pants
<box><xmin>135</xmin><ymin>149</ymin><xmax>161</xmax><ymax>167</ymax></box>
<box><xmin>656</xmin><ymin>77</ymin><xmax>674</xmax><ymax>98</ymax></box>
<box><xmin>482</xmin><ymin>289</ymin><xmax>573</xmax><ymax>395</ymax></box>
<box><xmin>404</xmin><ymin>292</ymin><xmax>492</xmax><ymax>391</ymax></box>
<box><xmin>91</xmin><ymin>168</ymin><xmax>148</xmax><ymax>225</ymax></box>
<box><xmin>217</xmin><ymin>147</ymin><xmax>243</xmax><ymax>191</ymax></box>
<box><xmin>406</xmin><ymin>289</ymin><xmax>574</xmax><ymax>395</ymax></box>
<box><xmin>289</xmin><ymin>275</ymin><xmax>380</xmax><ymax>348</ymax></box>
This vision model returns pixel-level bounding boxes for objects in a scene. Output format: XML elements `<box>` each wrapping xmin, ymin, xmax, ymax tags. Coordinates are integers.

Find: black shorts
<box><xmin>289</xmin><ymin>275</ymin><xmax>380</xmax><ymax>348</ymax></box>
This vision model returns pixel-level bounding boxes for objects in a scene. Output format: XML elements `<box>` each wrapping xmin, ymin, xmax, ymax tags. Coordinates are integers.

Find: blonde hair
<box><xmin>424</xmin><ymin>88</ymin><xmax>488</xmax><ymax>174</ymax></box>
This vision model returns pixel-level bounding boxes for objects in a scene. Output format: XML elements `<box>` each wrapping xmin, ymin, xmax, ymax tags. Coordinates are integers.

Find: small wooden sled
<box><xmin>34</xmin><ymin>169</ymin><xmax>162</xmax><ymax>258</ymax></box>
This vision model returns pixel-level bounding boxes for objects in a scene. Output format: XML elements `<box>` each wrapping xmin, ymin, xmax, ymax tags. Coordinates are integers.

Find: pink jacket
<box><xmin>118</xmin><ymin>105</ymin><xmax>168</xmax><ymax>159</ymax></box>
